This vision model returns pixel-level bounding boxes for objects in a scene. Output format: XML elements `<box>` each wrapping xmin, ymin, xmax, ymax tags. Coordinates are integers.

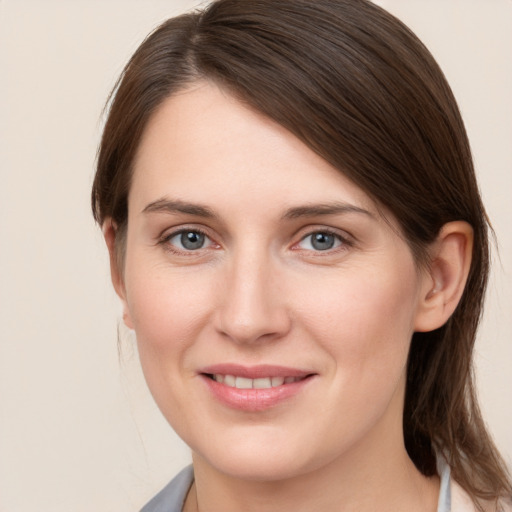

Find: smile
<box><xmin>207</xmin><ymin>374</ymin><xmax>305</xmax><ymax>389</ymax></box>
<box><xmin>199</xmin><ymin>365</ymin><xmax>315</xmax><ymax>411</ymax></box>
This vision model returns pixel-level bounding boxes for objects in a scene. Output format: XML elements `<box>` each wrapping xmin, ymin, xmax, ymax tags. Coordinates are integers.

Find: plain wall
<box><xmin>1</xmin><ymin>1</ymin><xmax>510</xmax><ymax>510</ymax></box>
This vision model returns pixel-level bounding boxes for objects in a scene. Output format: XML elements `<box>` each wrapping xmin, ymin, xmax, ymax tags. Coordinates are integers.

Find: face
<box><xmin>117</xmin><ymin>82</ymin><xmax>432</xmax><ymax>481</ymax></box>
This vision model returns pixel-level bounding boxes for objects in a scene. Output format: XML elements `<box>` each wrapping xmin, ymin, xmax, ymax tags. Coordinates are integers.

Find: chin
<box><xmin>207</xmin><ymin>455</ymin><xmax>312</xmax><ymax>482</ymax></box>
<box><xmin>190</xmin><ymin>432</ymin><xmax>330</xmax><ymax>483</ymax></box>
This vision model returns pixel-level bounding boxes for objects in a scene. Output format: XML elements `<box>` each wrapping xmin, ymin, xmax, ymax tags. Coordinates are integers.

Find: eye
<box><xmin>297</xmin><ymin>231</ymin><xmax>344</xmax><ymax>251</ymax></box>
<box><xmin>166</xmin><ymin>229</ymin><xmax>213</xmax><ymax>251</ymax></box>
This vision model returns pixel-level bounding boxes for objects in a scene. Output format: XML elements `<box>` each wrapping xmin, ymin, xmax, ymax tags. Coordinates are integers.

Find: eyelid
<box><xmin>290</xmin><ymin>226</ymin><xmax>355</xmax><ymax>252</ymax></box>
<box><xmin>155</xmin><ymin>223</ymin><xmax>355</xmax><ymax>254</ymax></box>
<box><xmin>157</xmin><ymin>225</ymin><xmax>220</xmax><ymax>253</ymax></box>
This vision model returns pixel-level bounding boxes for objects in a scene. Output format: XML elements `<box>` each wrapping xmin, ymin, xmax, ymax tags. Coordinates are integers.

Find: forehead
<box><xmin>129</xmin><ymin>81</ymin><xmax>379</xmax><ymax>219</ymax></box>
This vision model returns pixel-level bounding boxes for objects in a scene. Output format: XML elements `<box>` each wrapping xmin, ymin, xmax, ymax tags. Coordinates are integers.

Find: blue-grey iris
<box><xmin>181</xmin><ymin>231</ymin><xmax>205</xmax><ymax>250</ymax></box>
<box><xmin>311</xmin><ymin>232</ymin><xmax>336</xmax><ymax>251</ymax></box>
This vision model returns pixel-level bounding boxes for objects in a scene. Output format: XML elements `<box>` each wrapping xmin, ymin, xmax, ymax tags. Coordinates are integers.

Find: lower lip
<box><xmin>201</xmin><ymin>375</ymin><xmax>314</xmax><ymax>412</ymax></box>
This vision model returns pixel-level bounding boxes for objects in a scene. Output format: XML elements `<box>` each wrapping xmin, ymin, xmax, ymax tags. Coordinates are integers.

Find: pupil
<box><xmin>312</xmin><ymin>232</ymin><xmax>334</xmax><ymax>251</ymax></box>
<box><xmin>181</xmin><ymin>231</ymin><xmax>204</xmax><ymax>250</ymax></box>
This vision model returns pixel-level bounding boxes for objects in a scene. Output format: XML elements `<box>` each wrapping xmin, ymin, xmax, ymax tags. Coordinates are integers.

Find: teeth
<box><xmin>271</xmin><ymin>376</ymin><xmax>285</xmax><ymax>387</ymax></box>
<box><xmin>253</xmin><ymin>377</ymin><xmax>272</xmax><ymax>389</ymax></box>
<box><xmin>212</xmin><ymin>374</ymin><xmax>300</xmax><ymax>388</ymax></box>
<box><xmin>235</xmin><ymin>376</ymin><xmax>253</xmax><ymax>389</ymax></box>
<box><xmin>224</xmin><ymin>375</ymin><xmax>236</xmax><ymax>387</ymax></box>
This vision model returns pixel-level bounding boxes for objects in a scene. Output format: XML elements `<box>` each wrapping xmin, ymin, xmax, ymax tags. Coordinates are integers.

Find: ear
<box><xmin>102</xmin><ymin>219</ymin><xmax>134</xmax><ymax>329</ymax></box>
<box><xmin>414</xmin><ymin>221</ymin><xmax>473</xmax><ymax>332</ymax></box>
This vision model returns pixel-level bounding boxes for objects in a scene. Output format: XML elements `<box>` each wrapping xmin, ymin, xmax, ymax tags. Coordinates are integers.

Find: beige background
<box><xmin>1</xmin><ymin>1</ymin><xmax>510</xmax><ymax>511</ymax></box>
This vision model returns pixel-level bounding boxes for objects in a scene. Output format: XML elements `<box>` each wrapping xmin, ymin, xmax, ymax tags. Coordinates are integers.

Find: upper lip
<box><xmin>198</xmin><ymin>364</ymin><xmax>314</xmax><ymax>379</ymax></box>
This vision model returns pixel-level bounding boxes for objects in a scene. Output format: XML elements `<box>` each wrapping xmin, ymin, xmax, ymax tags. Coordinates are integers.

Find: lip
<box><xmin>199</xmin><ymin>363</ymin><xmax>312</xmax><ymax>379</ymax></box>
<box><xmin>198</xmin><ymin>364</ymin><xmax>316</xmax><ymax>412</ymax></box>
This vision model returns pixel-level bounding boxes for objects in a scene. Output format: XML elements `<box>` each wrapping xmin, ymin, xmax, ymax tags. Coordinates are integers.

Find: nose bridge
<box><xmin>215</xmin><ymin>243</ymin><xmax>290</xmax><ymax>344</ymax></box>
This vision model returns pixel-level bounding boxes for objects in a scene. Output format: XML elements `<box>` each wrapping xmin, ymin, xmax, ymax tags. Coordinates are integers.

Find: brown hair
<box><xmin>92</xmin><ymin>0</ymin><xmax>511</xmax><ymax>505</ymax></box>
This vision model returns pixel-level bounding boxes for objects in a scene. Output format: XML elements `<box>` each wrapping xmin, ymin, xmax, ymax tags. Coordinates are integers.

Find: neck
<box><xmin>186</xmin><ymin>435</ymin><xmax>439</xmax><ymax>512</ymax></box>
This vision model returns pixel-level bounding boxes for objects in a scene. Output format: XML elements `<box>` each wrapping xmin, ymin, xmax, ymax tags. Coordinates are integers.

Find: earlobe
<box><xmin>414</xmin><ymin>221</ymin><xmax>473</xmax><ymax>333</ymax></box>
<box><xmin>102</xmin><ymin>219</ymin><xmax>134</xmax><ymax>330</ymax></box>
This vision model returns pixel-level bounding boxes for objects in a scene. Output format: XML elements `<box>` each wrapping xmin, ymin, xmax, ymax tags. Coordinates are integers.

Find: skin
<box><xmin>105</xmin><ymin>82</ymin><xmax>473</xmax><ymax>512</ymax></box>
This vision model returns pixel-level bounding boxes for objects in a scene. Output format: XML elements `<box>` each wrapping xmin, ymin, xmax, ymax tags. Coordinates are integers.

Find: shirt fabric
<box><xmin>140</xmin><ymin>459</ymin><xmax>510</xmax><ymax>512</ymax></box>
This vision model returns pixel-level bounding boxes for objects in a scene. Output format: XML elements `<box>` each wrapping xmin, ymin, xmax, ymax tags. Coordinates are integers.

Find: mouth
<box><xmin>199</xmin><ymin>365</ymin><xmax>316</xmax><ymax>411</ymax></box>
<box><xmin>204</xmin><ymin>373</ymin><xmax>308</xmax><ymax>389</ymax></box>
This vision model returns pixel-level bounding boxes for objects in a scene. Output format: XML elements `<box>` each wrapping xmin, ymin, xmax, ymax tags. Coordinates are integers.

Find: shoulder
<box><xmin>451</xmin><ymin>480</ymin><xmax>478</xmax><ymax>512</ymax></box>
<box><xmin>452</xmin><ymin>480</ymin><xmax>512</xmax><ymax>512</ymax></box>
<box><xmin>140</xmin><ymin>466</ymin><xmax>194</xmax><ymax>512</ymax></box>
<box><xmin>438</xmin><ymin>456</ymin><xmax>511</xmax><ymax>512</ymax></box>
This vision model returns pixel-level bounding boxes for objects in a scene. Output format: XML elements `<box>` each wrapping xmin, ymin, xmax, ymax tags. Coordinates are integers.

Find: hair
<box><xmin>92</xmin><ymin>0</ymin><xmax>511</xmax><ymax>506</ymax></box>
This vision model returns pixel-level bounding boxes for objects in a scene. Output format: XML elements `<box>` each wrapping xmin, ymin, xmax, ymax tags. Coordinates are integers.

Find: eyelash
<box><xmin>293</xmin><ymin>229</ymin><xmax>352</xmax><ymax>254</ymax></box>
<box><xmin>158</xmin><ymin>227</ymin><xmax>216</xmax><ymax>255</ymax></box>
<box><xmin>157</xmin><ymin>227</ymin><xmax>353</xmax><ymax>256</ymax></box>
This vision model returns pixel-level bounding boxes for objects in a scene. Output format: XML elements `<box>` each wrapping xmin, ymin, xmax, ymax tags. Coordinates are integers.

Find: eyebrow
<box><xmin>282</xmin><ymin>202</ymin><xmax>373</xmax><ymax>220</ymax></box>
<box><xmin>142</xmin><ymin>198</ymin><xmax>373</xmax><ymax>220</ymax></box>
<box><xmin>142</xmin><ymin>198</ymin><xmax>216</xmax><ymax>218</ymax></box>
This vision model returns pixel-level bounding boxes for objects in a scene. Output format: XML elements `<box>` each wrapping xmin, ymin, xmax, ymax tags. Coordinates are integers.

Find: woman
<box><xmin>91</xmin><ymin>0</ymin><xmax>512</xmax><ymax>511</ymax></box>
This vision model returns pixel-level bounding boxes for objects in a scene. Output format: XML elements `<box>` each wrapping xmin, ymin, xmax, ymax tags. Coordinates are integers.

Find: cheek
<box><xmin>123</xmin><ymin>250</ymin><xmax>215</xmax><ymax>360</ymax></box>
<box><xmin>122</xmin><ymin>262</ymin><xmax>218</xmax><ymax>423</ymax></box>
<box><xmin>298</xmin><ymin>261</ymin><xmax>420</xmax><ymax>387</ymax></box>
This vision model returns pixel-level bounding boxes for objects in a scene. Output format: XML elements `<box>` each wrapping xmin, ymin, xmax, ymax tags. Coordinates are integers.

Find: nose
<box><xmin>214</xmin><ymin>247</ymin><xmax>291</xmax><ymax>345</ymax></box>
